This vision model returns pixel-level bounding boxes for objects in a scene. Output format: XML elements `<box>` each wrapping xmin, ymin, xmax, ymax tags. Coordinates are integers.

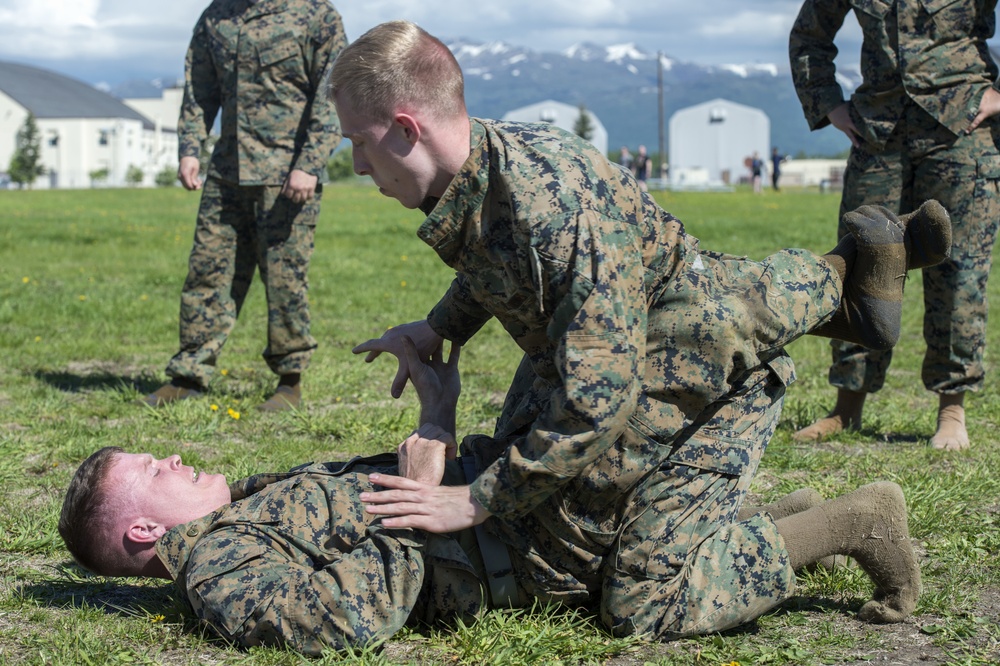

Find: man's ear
<box><xmin>126</xmin><ymin>519</ymin><xmax>168</xmax><ymax>544</ymax></box>
<box><xmin>394</xmin><ymin>113</ymin><xmax>422</xmax><ymax>144</ymax></box>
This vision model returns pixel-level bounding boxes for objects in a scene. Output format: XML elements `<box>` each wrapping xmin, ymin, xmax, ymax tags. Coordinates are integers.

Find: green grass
<box><xmin>0</xmin><ymin>184</ymin><xmax>998</xmax><ymax>665</ymax></box>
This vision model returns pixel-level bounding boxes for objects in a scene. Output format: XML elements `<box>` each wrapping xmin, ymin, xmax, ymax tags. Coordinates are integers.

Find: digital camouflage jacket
<box><xmin>178</xmin><ymin>0</ymin><xmax>346</xmax><ymax>184</ymax></box>
<box><xmin>418</xmin><ymin>119</ymin><xmax>836</xmax><ymax>535</ymax></box>
<box><xmin>790</xmin><ymin>0</ymin><xmax>1000</xmax><ymax>148</ymax></box>
<box><xmin>156</xmin><ymin>455</ymin><xmax>485</xmax><ymax>655</ymax></box>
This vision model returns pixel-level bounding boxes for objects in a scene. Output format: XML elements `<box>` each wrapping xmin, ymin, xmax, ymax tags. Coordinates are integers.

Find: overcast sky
<box><xmin>0</xmin><ymin>0</ymin><xmax>865</xmax><ymax>87</ymax></box>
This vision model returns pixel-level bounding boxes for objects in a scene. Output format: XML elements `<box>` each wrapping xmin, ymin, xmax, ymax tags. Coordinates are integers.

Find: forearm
<box><xmin>178</xmin><ymin>30</ymin><xmax>219</xmax><ymax>159</ymax></box>
<box><xmin>789</xmin><ymin>0</ymin><xmax>852</xmax><ymax>130</ymax></box>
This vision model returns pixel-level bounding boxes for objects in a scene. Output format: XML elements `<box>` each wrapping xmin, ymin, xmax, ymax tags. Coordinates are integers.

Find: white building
<box><xmin>502</xmin><ymin>99</ymin><xmax>608</xmax><ymax>156</ymax></box>
<box><xmin>0</xmin><ymin>61</ymin><xmax>179</xmax><ymax>189</ymax></box>
<box><xmin>777</xmin><ymin>158</ymin><xmax>848</xmax><ymax>189</ymax></box>
<box><xmin>669</xmin><ymin>98</ymin><xmax>769</xmax><ymax>189</ymax></box>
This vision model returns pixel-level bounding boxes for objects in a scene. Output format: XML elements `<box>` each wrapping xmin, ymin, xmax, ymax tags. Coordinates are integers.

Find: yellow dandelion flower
<box><xmin>335</xmin><ymin>396</ymin><xmax>342</xmax><ymax>403</ymax></box>
<box><xmin>140</xmin><ymin>294</ymin><xmax>148</xmax><ymax>301</ymax></box>
<box><xmin>400</xmin><ymin>255</ymin><xmax>408</xmax><ymax>261</ymax></box>
<box><xmin>210</xmin><ymin>404</ymin><xmax>219</xmax><ymax>411</ymax></box>
<box><xmin>227</xmin><ymin>408</ymin><xmax>241</xmax><ymax>420</ymax></box>
<box><xmin>22</xmin><ymin>276</ymin><xmax>29</xmax><ymax>284</ymax></box>
<box><xmin>220</xmin><ymin>369</ymin><xmax>229</xmax><ymax>376</ymax></box>
<box><xmin>34</xmin><ymin>336</ymin><xmax>41</xmax><ymax>342</ymax></box>
<box><xmin>174</xmin><ymin>235</ymin><xmax>181</xmax><ymax>242</ymax></box>
<box><xmin>400</xmin><ymin>280</ymin><xmax>407</xmax><ymax>288</ymax></box>
<box><xmin>78</xmin><ymin>295</ymin><xmax>87</xmax><ymax>301</ymax></box>
<box><xmin>150</xmin><ymin>614</ymin><xmax>165</xmax><ymax>623</ymax></box>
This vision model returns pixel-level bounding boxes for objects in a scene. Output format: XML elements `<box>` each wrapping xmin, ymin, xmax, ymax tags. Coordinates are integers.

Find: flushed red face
<box><xmin>112</xmin><ymin>452</ymin><xmax>231</xmax><ymax>531</ymax></box>
<box><xmin>334</xmin><ymin>93</ymin><xmax>439</xmax><ymax>209</ymax></box>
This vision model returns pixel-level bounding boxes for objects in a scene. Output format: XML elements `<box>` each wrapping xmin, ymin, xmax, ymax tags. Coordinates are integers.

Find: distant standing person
<box><xmin>751</xmin><ymin>151</ymin><xmax>763</xmax><ymax>193</ymax></box>
<box><xmin>142</xmin><ymin>0</ymin><xmax>347</xmax><ymax>412</ymax></box>
<box><xmin>633</xmin><ymin>144</ymin><xmax>649</xmax><ymax>191</ymax></box>
<box><xmin>618</xmin><ymin>146</ymin><xmax>634</xmax><ymax>172</ymax></box>
<box><xmin>789</xmin><ymin>0</ymin><xmax>1000</xmax><ymax>449</ymax></box>
<box><xmin>771</xmin><ymin>147</ymin><xmax>787</xmax><ymax>191</ymax></box>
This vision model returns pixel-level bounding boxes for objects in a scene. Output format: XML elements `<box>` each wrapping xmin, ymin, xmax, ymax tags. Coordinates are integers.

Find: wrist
<box><xmin>419</xmin><ymin>405</ymin><xmax>456</xmax><ymax>436</ymax></box>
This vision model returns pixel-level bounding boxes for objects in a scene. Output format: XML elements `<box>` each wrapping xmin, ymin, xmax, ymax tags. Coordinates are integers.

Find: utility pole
<box><xmin>657</xmin><ymin>51</ymin><xmax>666</xmax><ymax>183</ymax></box>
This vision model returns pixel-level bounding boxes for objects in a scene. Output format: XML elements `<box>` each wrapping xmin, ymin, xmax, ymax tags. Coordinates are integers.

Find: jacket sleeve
<box><xmin>467</xmin><ymin>210</ymin><xmax>647</xmax><ymax>519</ymax></box>
<box><xmin>184</xmin><ymin>522</ymin><xmax>427</xmax><ymax>655</ymax></box>
<box><xmin>789</xmin><ymin>0</ymin><xmax>853</xmax><ymax>130</ymax></box>
<box><xmin>178</xmin><ymin>19</ymin><xmax>219</xmax><ymax>161</ymax></box>
<box><xmin>427</xmin><ymin>273</ymin><xmax>496</xmax><ymax>344</ymax></box>
<box><xmin>288</xmin><ymin>3</ymin><xmax>346</xmax><ymax>178</ymax></box>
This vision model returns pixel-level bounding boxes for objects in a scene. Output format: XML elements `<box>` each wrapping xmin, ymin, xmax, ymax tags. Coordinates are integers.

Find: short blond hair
<box><xmin>328</xmin><ymin>20</ymin><xmax>466</xmax><ymax>123</ymax></box>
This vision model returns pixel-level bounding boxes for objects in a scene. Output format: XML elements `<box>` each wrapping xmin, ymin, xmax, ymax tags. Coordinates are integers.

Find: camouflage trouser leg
<box><xmin>599</xmin><ymin>366</ymin><xmax>796</xmax><ymax>638</ymax></box>
<box><xmin>830</xmin><ymin>106</ymin><xmax>1000</xmax><ymax>394</ymax></box>
<box><xmin>255</xmin><ymin>185</ymin><xmax>319</xmax><ymax>376</ymax></box>
<box><xmin>166</xmin><ymin>179</ymin><xmax>319</xmax><ymax>385</ymax></box>
<box><xmin>643</xmin><ymin>248</ymin><xmax>839</xmax><ymax>419</ymax></box>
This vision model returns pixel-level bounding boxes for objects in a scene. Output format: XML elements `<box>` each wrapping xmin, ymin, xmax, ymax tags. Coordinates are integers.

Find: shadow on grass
<box><xmin>33</xmin><ymin>369</ymin><xmax>162</xmax><ymax>396</ymax></box>
<box><xmin>775</xmin><ymin>422</ymin><xmax>925</xmax><ymax>447</ymax></box>
<box><xmin>18</xmin><ymin>573</ymin><xmax>173</xmax><ymax>617</ymax></box>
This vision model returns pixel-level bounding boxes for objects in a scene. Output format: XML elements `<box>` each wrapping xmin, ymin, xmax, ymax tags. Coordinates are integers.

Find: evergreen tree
<box><xmin>573</xmin><ymin>103</ymin><xmax>594</xmax><ymax>141</ymax></box>
<box><xmin>8</xmin><ymin>113</ymin><xmax>45</xmax><ymax>188</ymax></box>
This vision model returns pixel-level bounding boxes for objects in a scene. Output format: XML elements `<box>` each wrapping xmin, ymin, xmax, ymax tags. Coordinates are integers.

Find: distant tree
<box><xmin>89</xmin><ymin>167</ymin><xmax>109</xmax><ymax>187</ymax></box>
<box><xmin>573</xmin><ymin>103</ymin><xmax>594</xmax><ymax>142</ymax></box>
<box><xmin>155</xmin><ymin>166</ymin><xmax>178</xmax><ymax>187</ymax></box>
<box><xmin>8</xmin><ymin>113</ymin><xmax>45</xmax><ymax>188</ymax></box>
<box><xmin>326</xmin><ymin>149</ymin><xmax>354</xmax><ymax>182</ymax></box>
<box><xmin>126</xmin><ymin>164</ymin><xmax>144</xmax><ymax>187</ymax></box>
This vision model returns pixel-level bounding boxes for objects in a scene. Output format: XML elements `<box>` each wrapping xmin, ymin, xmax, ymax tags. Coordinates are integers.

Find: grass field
<box><xmin>0</xmin><ymin>184</ymin><xmax>997</xmax><ymax>665</ymax></box>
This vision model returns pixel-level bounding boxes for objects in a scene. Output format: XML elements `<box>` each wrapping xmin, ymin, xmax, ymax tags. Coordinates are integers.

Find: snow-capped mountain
<box><xmin>444</xmin><ymin>38</ymin><xmax>855</xmax><ymax>157</ymax></box>
<box><xmin>112</xmin><ymin>40</ymin><xmax>861</xmax><ymax>158</ymax></box>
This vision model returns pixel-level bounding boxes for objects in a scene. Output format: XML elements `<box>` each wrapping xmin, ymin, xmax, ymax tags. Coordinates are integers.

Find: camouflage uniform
<box><xmin>153</xmin><ymin>120</ymin><xmax>845</xmax><ymax>652</ymax></box>
<box><xmin>167</xmin><ymin>0</ymin><xmax>345</xmax><ymax>385</ymax></box>
<box><xmin>417</xmin><ymin>119</ymin><xmax>839</xmax><ymax>637</ymax></box>
<box><xmin>790</xmin><ymin>0</ymin><xmax>1000</xmax><ymax>394</ymax></box>
<box><xmin>156</xmin><ymin>455</ymin><xmax>488</xmax><ymax>655</ymax></box>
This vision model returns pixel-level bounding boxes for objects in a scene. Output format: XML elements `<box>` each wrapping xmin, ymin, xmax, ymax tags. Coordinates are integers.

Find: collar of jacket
<box><xmin>243</xmin><ymin>0</ymin><xmax>289</xmax><ymax>21</ymax></box>
<box><xmin>417</xmin><ymin>119</ymin><xmax>490</xmax><ymax>265</ymax></box>
<box><xmin>155</xmin><ymin>512</ymin><xmax>216</xmax><ymax>588</ymax></box>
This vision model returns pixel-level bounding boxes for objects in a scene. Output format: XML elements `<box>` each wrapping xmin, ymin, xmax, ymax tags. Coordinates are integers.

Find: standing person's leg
<box><xmin>794</xmin><ymin>139</ymin><xmax>905</xmax><ymax>441</ymax></box>
<box><xmin>914</xmin><ymin>118</ymin><xmax>1000</xmax><ymax>449</ymax></box>
<box><xmin>256</xmin><ymin>185</ymin><xmax>321</xmax><ymax>411</ymax></box>
<box><xmin>145</xmin><ymin>179</ymin><xmax>257</xmax><ymax>405</ymax></box>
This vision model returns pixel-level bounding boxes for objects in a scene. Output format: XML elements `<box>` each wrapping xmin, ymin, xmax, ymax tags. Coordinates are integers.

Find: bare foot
<box><xmin>930</xmin><ymin>403</ymin><xmax>969</xmax><ymax>451</ymax></box>
<box><xmin>793</xmin><ymin>413</ymin><xmax>860</xmax><ymax>442</ymax></box>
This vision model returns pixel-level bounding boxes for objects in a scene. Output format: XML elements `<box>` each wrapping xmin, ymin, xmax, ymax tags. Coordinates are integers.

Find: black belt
<box><xmin>460</xmin><ymin>456</ymin><xmax>518</xmax><ymax>607</ymax></box>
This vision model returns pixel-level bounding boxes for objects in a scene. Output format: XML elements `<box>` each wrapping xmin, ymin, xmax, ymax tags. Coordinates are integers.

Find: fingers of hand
<box><xmin>447</xmin><ymin>343</ymin><xmax>462</xmax><ymax>366</ymax></box>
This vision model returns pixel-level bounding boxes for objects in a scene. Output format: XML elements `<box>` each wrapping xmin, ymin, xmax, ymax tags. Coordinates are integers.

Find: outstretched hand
<box><xmin>403</xmin><ymin>336</ymin><xmax>461</xmax><ymax>428</ymax></box>
<box><xmin>362</xmin><ymin>474</ymin><xmax>491</xmax><ymax>533</ymax></box>
<box><xmin>352</xmin><ymin>320</ymin><xmax>444</xmax><ymax>398</ymax></box>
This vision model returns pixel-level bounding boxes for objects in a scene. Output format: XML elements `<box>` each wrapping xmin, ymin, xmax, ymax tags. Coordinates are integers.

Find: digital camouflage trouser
<box><xmin>831</xmin><ymin>103</ymin><xmax>1000</xmax><ymax>394</ymax></box>
<box><xmin>599</xmin><ymin>364</ymin><xmax>796</xmax><ymax>638</ymax></box>
<box><xmin>166</xmin><ymin>177</ymin><xmax>320</xmax><ymax>386</ymax></box>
